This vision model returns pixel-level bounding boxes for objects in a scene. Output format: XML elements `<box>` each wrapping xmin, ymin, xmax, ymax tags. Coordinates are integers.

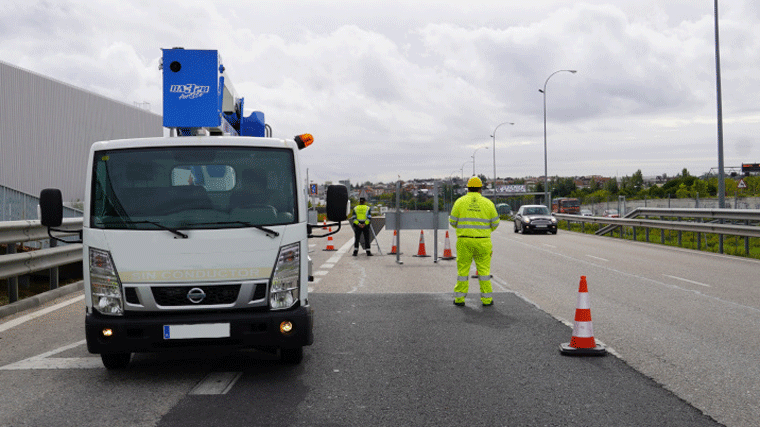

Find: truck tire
<box><xmin>101</xmin><ymin>353</ymin><xmax>131</xmax><ymax>369</ymax></box>
<box><xmin>280</xmin><ymin>347</ymin><xmax>303</xmax><ymax>364</ymax></box>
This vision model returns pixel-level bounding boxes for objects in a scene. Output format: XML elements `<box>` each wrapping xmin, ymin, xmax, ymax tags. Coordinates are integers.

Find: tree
<box><xmin>604</xmin><ymin>179</ymin><xmax>619</xmax><ymax>194</ymax></box>
<box><xmin>552</xmin><ymin>177</ymin><xmax>577</xmax><ymax>198</ymax></box>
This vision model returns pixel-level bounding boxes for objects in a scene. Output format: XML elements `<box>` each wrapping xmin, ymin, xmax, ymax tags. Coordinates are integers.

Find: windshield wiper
<box><xmin>194</xmin><ymin>221</ymin><xmax>280</xmax><ymax>238</ymax></box>
<box><xmin>126</xmin><ymin>220</ymin><xmax>189</xmax><ymax>239</ymax></box>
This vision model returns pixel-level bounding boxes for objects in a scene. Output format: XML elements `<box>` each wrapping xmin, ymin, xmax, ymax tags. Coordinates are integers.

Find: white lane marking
<box><xmin>327</xmin><ymin>240</ymin><xmax>354</xmax><ymax>264</ymax></box>
<box><xmin>502</xmin><ymin>235</ymin><xmax>760</xmax><ymax>314</ymax></box>
<box><xmin>491</xmin><ymin>275</ymin><xmax>508</xmax><ymax>292</ymax></box>
<box><xmin>664</xmin><ymin>274</ymin><xmax>711</xmax><ymax>288</ymax></box>
<box><xmin>320</xmin><ymin>263</ymin><xmax>335</xmax><ymax>269</ymax></box>
<box><xmin>586</xmin><ymin>255</ymin><xmax>609</xmax><ymax>262</ymax></box>
<box><xmin>542</xmin><ymin>244</ymin><xmax>556</xmax><ymax>248</ymax></box>
<box><xmin>314</xmin><ymin>271</ymin><xmax>329</xmax><ymax>276</ymax></box>
<box><xmin>0</xmin><ymin>340</ymin><xmax>103</xmax><ymax>370</ymax></box>
<box><xmin>190</xmin><ymin>372</ymin><xmax>242</xmax><ymax>395</ymax></box>
<box><xmin>0</xmin><ymin>295</ymin><xmax>84</xmax><ymax>333</ymax></box>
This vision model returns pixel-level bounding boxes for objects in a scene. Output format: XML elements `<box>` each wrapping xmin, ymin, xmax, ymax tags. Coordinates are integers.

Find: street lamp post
<box><xmin>460</xmin><ymin>160</ymin><xmax>471</xmax><ymax>181</ymax></box>
<box><xmin>539</xmin><ymin>69</ymin><xmax>576</xmax><ymax>207</ymax></box>
<box><xmin>491</xmin><ymin>122</ymin><xmax>514</xmax><ymax>191</ymax></box>
<box><xmin>471</xmin><ymin>146</ymin><xmax>489</xmax><ymax>177</ymax></box>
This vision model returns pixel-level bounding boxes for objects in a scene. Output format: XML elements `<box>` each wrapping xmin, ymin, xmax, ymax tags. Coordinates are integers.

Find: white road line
<box><xmin>0</xmin><ymin>295</ymin><xmax>84</xmax><ymax>333</ymax></box>
<box><xmin>664</xmin><ymin>274</ymin><xmax>711</xmax><ymax>288</ymax></box>
<box><xmin>314</xmin><ymin>271</ymin><xmax>329</xmax><ymax>276</ymax></box>
<box><xmin>190</xmin><ymin>372</ymin><xmax>243</xmax><ymax>395</ymax></box>
<box><xmin>320</xmin><ymin>263</ymin><xmax>335</xmax><ymax>269</ymax></box>
<box><xmin>542</xmin><ymin>243</ymin><xmax>556</xmax><ymax>248</ymax></box>
<box><xmin>491</xmin><ymin>275</ymin><xmax>509</xmax><ymax>292</ymax></box>
<box><xmin>585</xmin><ymin>254</ymin><xmax>609</xmax><ymax>262</ymax></box>
<box><xmin>0</xmin><ymin>340</ymin><xmax>104</xmax><ymax>370</ymax></box>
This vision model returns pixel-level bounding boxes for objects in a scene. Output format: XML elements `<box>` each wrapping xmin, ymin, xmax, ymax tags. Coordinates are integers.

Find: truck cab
<box><xmin>39</xmin><ymin>48</ymin><xmax>348</xmax><ymax>369</ymax></box>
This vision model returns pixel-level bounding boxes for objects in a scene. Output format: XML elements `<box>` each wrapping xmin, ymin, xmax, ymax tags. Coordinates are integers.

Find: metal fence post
<box><xmin>746</xmin><ymin>220</ymin><xmax>751</xmax><ymax>256</ymax></box>
<box><xmin>6</xmin><ymin>243</ymin><xmax>18</xmax><ymax>303</ymax></box>
<box><xmin>49</xmin><ymin>239</ymin><xmax>59</xmax><ymax>290</ymax></box>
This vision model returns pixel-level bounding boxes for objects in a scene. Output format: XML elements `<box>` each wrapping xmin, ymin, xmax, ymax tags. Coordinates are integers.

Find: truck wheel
<box><xmin>280</xmin><ymin>347</ymin><xmax>303</xmax><ymax>364</ymax></box>
<box><xmin>101</xmin><ymin>353</ymin><xmax>131</xmax><ymax>369</ymax></box>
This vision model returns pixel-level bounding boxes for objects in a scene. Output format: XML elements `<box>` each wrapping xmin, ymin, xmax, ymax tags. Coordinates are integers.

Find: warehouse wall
<box><xmin>0</xmin><ymin>60</ymin><xmax>162</xmax><ymax>215</ymax></box>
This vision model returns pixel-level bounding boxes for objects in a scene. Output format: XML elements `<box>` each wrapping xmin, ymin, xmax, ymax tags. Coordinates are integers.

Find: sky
<box><xmin>2</xmin><ymin>0</ymin><xmax>760</xmax><ymax>184</ymax></box>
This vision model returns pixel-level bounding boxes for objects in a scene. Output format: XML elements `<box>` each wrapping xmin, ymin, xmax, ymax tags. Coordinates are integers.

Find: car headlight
<box><xmin>551</xmin><ymin>218</ymin><xmax>558</xmax><ymax>223</ymax></box>
<box><xmin>270</xmin><ymin>242</ymin><xmax>300</xmax><ymax>310</ymax></box>
<box><xmin>89</xmin><ymin>248</ymin><xmax>124</xmax><ymax>316</ymax></box>
<box><xmin>523</xmin><ymin>218</ymin><xmax>531</xmax><ymax>224</ymax></box>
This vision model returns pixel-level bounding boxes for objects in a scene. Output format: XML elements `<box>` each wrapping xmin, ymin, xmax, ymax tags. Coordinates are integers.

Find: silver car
<box><xmin>513</xmin><ymin>205</ymin><xmax>558</xmax><ymax>234</ymax></box>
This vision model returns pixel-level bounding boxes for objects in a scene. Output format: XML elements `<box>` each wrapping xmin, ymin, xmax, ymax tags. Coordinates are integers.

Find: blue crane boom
<box><xmin>160</xmin><ymin>47</ymin><xmax>268</xmax><ymax>137</ymax></box>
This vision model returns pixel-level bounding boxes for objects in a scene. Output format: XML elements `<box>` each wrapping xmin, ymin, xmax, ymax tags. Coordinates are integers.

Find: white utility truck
<box><xmin>40</xmin><ymin>48</ymin><xmax>348</xmax><ymax>369</ymax></box>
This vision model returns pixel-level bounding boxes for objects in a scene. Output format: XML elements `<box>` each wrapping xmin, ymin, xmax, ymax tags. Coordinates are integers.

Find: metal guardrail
<box><xmin>555</xmin><ymin>208</ymin><xmax>760</xmax><ymax>255</ymax></box>
<box><xmin>1</xmin><ymin>218</ymin><xmax>83</xmax><ymax>303</ymax></box>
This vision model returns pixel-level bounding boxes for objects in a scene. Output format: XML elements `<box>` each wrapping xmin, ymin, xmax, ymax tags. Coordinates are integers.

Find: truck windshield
<box><xmin>90</xmin><ymin>146</ymin><xmax>298</xmax><ymax>230</ymax></box>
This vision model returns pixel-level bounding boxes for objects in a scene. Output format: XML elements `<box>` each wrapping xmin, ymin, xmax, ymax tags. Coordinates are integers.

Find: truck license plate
<box><xmin>163</xmin><ymin>323</ymin><xmax>230</xmax><ymax>340</ymax></box>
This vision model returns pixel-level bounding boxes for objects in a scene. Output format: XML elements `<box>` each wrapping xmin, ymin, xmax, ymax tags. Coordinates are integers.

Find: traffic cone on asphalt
<box><xmin>323</xmin><ymin>227</ymin><xmax>336</xmax><ymax>251</ymax></box>
<box><xmin>322</xmin><ymin>219</ymin><xmax>327</xmax><ymax>230</ymax></box>
<box><xmin>390</xmin><ymin>230</ymin><xmax>401</xmax><ymax>255</ymax></box>
<box><xmin>441</xmin><ymin>231</ymin><xmax>455</xmax><ymax>260</ymax></box>
<box><xmin>413</xmin><ymin>230</ymin><xmax>431</xmax><ymax>257</ymax></box>
<box><xmin>560</xmin><ymin>276</ymin><xmax>606</xmax><ymax>356</ymax></box>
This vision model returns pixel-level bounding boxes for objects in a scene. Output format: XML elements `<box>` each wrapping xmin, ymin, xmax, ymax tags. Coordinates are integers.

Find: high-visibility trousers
<box><xmin>453</xmin><ymin>237</ymin><xmax>493</xmax><ymax>304</ymax></box>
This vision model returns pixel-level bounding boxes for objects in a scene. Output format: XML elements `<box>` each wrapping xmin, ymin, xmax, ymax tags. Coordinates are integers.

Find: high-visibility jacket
<box><xmin>352</xmin><ymin>204</ymin><xmax>371</xmax><ymax>226</ymax></box>
<box><xmin>449</xmin><ymin>192</ymin><xmax>499</xmax><ymax>237</ymax></box>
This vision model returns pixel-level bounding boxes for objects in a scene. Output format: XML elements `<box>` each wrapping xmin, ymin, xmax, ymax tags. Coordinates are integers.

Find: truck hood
<box><xmin>86</xmin><ymin>227</ymin><xmax>291</xmax><ymax>284</ymax></box>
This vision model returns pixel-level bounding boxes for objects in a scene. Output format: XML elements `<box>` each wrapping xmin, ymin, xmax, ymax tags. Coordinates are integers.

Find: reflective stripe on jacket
<box><xmin>352</xmin><ymin>204</ymin><xmax>371</xmax><ymax>225</ymax></box>
<box><xmin>449</xmin><ymin>192</ymin><xmax>499</xmax><ymax>238</ymax></box>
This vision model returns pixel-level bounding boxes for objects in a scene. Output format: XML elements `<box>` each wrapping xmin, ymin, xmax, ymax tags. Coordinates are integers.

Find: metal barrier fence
<box><xmin>555</xmin><ymin>208</ymin><xmax>760</xmax><ymax>255</ymax></box>
<box><xmin>1</xmin><ymin>218</ymin><xmax>83</xmax><ymax>304</ymax></box>
<box><xmin>1</xmin><ymin>184</ymin><xmax>82</xmax><ymax>222</ymax></box>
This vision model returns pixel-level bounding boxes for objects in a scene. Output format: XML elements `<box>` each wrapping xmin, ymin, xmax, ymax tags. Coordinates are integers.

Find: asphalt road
<box><xmin>0</xmin><ymin>222</ymin><xmax>745</xmax><ymax>426</ymax></box>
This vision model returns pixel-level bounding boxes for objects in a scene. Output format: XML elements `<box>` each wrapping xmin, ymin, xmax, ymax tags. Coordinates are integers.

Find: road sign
<box><xmin>738</xmin><ymin>179</ymin><xmax>747</xmax><ymax>189</ymax></box>
<box><xmin>310</xmin><ymin>183</ymin><xmax>318</xmax><ymax>195</ymax></box>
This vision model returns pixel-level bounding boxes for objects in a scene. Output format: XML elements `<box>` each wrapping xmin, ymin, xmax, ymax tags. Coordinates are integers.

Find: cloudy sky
<box><xmin>3</xmin><ymin>0</ymin><xmax>759</xmax><ymax>184</ymax></box>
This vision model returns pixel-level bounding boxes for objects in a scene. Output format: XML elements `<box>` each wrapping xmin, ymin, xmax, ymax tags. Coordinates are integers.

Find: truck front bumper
<box><xmin>85</xmin><ymin>305</ymin><xmax>313</xmax><ymax>354</ymax></box>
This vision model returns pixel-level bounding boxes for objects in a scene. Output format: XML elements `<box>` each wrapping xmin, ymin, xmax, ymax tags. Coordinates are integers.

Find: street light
<box><xmin>491</xmin><ymin>122</ymin><xmax>514</xmax><ymax>191</ymax></box>
<box><xmin>460</xmin><ymin>160</ymin><xmax>472</xmax><ymax>181</ymax></box>
<box><xmin>539</xmin><ymin>69</ymin><xmax>577</xmax><ymax>207</ymax></box>
<box><xmin>471</xmin><ymin>146</ymin><xmax>489</xmax><ymax>176</ymax></box>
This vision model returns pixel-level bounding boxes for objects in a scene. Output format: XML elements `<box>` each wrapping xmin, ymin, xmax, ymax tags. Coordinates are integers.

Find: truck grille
<box><xmin>151</xmin><ymin>285</ymin><xmax>241</xmax><ymax>306</ymax></box>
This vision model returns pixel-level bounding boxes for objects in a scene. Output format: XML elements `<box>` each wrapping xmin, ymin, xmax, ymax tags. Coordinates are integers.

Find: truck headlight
<box><xmin>270</xmin><ymin>242</ymin><xmax>300</xmax><ymax>310</ymax></box>
<box><xmin>89</xmin><ymin>248</ymin><xmax>124</xmax><ymax>316</ymax></box>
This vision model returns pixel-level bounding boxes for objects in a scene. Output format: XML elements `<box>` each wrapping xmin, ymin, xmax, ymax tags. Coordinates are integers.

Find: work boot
<box><xmin>453</xmin><ymin>301</ymin><xmax>465</xmax><ymax>307</ymax></box>
<box><xmin>366</xmin><ymin>251</ymin><xmax>373</xmax><ymax>256</ymax></box>
<box><xmin>482</xmin><ymin>301</ymin><xmax>494</xmax><ymax>307</ymax></box>
<box><xmin>353</xmin><ymin>250</ymin><xmax>358</xmax><ymax>256</ymax></box>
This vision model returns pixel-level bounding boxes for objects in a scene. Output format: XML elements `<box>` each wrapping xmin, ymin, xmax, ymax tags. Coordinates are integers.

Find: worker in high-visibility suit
<box><xmin>351</xmin><ymin>197</ymin><xmax>373</xmax><ymax>256</ymax></box>
<box><xmin>449</xmin><ymin>176</ymin><xmax>499</xmax><ymax>306</ymax></box>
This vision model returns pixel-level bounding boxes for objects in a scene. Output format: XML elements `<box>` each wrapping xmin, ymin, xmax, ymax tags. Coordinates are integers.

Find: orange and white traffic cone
<box><xmin>413</xmin><ymin>230</ymin><xmax>431</xmax><ymax>257</ymax></box>
<box><xmin>390</xmin><ymin>229</ymin><xmax>401</xmax><ymax>254</ymax></box>
<box><xmin>560</xmin><ymin>276</ymin><xmax>606</xmax><ymax>356</ymax></box>
<box><xmin>323</xmin><ymin>227</ymin><xmax>336</xmax><ymax>251</ymax></box>
<box><xmin>322</xmin><ymin>219</ymin><xmax>327</xmax><ymax>230</ymax></box>
<box><xmin>441</xmin><ymin>231</ymin><xmax>455</xmax><ymax>260</ymax></box>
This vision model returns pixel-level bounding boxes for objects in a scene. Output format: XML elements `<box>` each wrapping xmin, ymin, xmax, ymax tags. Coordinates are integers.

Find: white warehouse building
<box><xmin>0</xmin><ymin>60</ymin><xmax>162</xmax><ymax>221</ymax></box>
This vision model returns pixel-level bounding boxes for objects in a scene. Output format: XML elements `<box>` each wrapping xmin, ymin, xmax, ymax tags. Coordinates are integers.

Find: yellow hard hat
<box><xmin>467</xmin><ymin>176</ymin><xmax>482</xmax><ymax>188</ymax></box>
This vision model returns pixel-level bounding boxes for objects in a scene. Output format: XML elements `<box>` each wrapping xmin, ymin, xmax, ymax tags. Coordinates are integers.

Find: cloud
<box><xmin>2</xmin><ymin>0</ymin><xmax>760</xmax><ymax>183</ymax></box>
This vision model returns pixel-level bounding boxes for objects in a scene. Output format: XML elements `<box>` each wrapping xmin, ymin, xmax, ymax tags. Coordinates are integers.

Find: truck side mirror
<box><xmin>40</xmin><ymin>188</ymin><xmax>64</xmax><ymax>227</ymax></box>
<box><xmin>326</xmin><ymin>185</ymin><xmax>348</xmax><ymax>222</ymax></box>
